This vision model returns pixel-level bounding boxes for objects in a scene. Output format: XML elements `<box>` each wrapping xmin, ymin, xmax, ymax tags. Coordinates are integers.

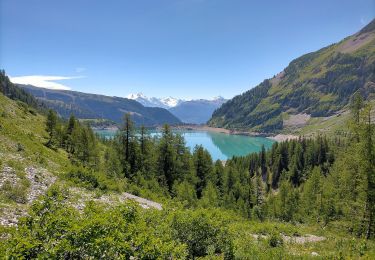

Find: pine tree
<box><xmin>46</xmin><ymin>109</ymin><xmax>57</xmax><ymax>148</ymax></box>
<box><xmin>193</xmin><ymin>145</ymin><xmax>213</xmax><ymax>198</ymax></box>
<box><xmin>64</xmin><ymin>114</ymin><xmax>76</xmax><ymax>152</ymax></box>
<box><xmin>213</xmin><ymin>160</ymin><xmax>225</xmax><ymax>197</ymax></box>
<box><xmin>173</xmin><ymin>180</ymin><xmax>197</xmax><ymax>207</ymax></box>
<box><xmin>301</xmin><ymin>167</ymin><xmax>323</xmax><ymax>222</ymax></box>
<box><xmin>157</xmin><ymin>124</ymin><xmax>177</xmax><ymax>191</ymax></box>
<box><xmin>122</xmin><ymin>113</ymin><xmax>134</xmax><ymax>162</ymax></box>
<box><xmin>260</xmin><ymin>145</ymin><xmax>267</xmax><ymax>180</ymax></box>
<box><xmin>350</xmin><ymin>92</ymin><xmax>364</xmax><ymax>142</ymax></box>
<box><xmin>104</xmin><ymin>147</ymin><xmax>122</xmax><ymax>178</ymax></box>
<box><xmin>200</xmin><ymin>181</ymin><xmax>219</xmax><ymax>208</ymax></box>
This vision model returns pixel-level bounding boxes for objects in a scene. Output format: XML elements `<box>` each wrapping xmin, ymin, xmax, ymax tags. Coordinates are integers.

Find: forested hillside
<box><xmin>19</xmin><ymin>84</ymin><xmax>181</xmax><ymax>126</ymax></box>
<box><xmin>1</xmin><ymin>77</ymin><xmax>374</xmax><ymax>257</ymax></box>
<box><xmin>0</xmin><ymin>71</ymin><xmax>45</xmax><ymax>111</ymax></box>
<box><xmin>209</xmin><ymin>19</ymin><xmax>375</xmax><ymax>132</ymax></box>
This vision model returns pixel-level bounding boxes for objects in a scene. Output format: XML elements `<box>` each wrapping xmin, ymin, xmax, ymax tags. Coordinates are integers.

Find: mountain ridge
<box><xmin>208</xmin><ymin>19</ymin><xmax>375</xmax><ymax>132</ymax></box>
<box><xmin>18</xmin><ymin>84</ymin><xmax>181</xmax><ymax>126</ymax></box>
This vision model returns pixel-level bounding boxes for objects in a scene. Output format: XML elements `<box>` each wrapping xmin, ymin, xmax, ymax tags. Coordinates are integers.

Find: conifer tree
<box><xmin>200</xmin><ymin>181</ymin><xmax>219</xmax><ymax>208</ymax></box>
<box><xmin>350</xmin><ymin>92</ymin><xmax>364</xmax><ymax>142</ymax></box>
<box><xmin>193</xmin><ymin>145</ymin><xmax>213</xmax><ymax>198</ymax></box>
<box><xmin>360</xmin><ymin>105</ymin><xmax>375</xmax><ymax>238</ymax></box>
<box><xmin>157</xmin><ymin>124</ymin><xmax>176</xmax><ymax>191</ymax></box>
<box><xmin>174</xmin><ymin>180</ymin><xmax>197</xmax><ymax>207</ymax></box>
<box><xmin>46</xmin><ymin>109</ymin><xmax>57</xmax><ymax>148</ymax></box>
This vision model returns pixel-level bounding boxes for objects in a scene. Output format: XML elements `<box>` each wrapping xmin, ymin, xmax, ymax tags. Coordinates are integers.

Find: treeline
<box><xmin>44</xmin><ymin>92</ymin><xmax>374</xmax><ymax>239</ymax></box>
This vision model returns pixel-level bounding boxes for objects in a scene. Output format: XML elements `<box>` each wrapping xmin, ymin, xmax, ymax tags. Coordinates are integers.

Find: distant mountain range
<box><xmin>169</xmin><ymin>97</ymin><xmax>227</xmax><ymax>124</ymax></box>
<box><xmin>19</xmin><ymin>85</ymin><xmax>181</xmax><ymax>126</ymax></box>
<box><xmin>127</xmin><ymin>93</ymin><xmax>227</xmax><ymax>124</ymax></box>
<box><xmin>209</xmin><ymin>19</ymin><xmax>375</xmax><ymax>132</ymax></box>
<box><xmin>127</xmin><ymin>93</ymin><xmax>183</xmax><ymax>109</ymax></box>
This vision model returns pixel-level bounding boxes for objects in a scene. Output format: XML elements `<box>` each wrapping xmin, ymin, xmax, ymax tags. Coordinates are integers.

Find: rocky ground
<box><xmin>0</xmin><ymin>164</ymin><xmax>162</xmax><ymax>226</ymax></box>
<box><xmin>0</xmin><ymin>165</ymin><xmax>56</xmax><ymax>226</ymax></box>
<box><xmin>68</xmin><ymin>187</ymin><xmax>162</xmax><ymax>211</ymax></box>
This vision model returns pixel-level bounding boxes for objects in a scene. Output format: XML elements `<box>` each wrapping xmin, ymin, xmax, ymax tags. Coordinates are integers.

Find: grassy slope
<box><xmin>0</xmin><ymin>93</ymin><xmax>70</xmax><ymax>176</ymax></box>
<box><xmin>0</xmin><ymin>93</ymin><xmax>71</xmax><ymax>225</ymax></box>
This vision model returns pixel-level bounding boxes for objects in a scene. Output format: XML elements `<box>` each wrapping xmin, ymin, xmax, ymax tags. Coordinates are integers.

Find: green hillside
<box><xmin>209</xmin><ymin>19</ymin><xmax>375</xmax><ymax>132</ymax></box>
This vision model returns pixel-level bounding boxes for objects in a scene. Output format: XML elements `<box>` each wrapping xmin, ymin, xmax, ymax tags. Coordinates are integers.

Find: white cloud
<box><xmin>9</xmin><ymin>75</ymin><xmax>82</xmax><ymax>90</ymax></box>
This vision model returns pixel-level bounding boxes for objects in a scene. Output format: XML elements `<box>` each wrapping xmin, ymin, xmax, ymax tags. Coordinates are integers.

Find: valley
<box><xmin>0</xmin><ymin>3</ymin><xmax>375</xmax><ymax>258</ymax></box>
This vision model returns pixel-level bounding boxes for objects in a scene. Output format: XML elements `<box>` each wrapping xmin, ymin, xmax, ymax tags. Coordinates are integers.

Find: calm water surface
<box><xmin>95</xmin><ymin>129</ymin><xmax>275</xmax><ymax>161</ymax></box>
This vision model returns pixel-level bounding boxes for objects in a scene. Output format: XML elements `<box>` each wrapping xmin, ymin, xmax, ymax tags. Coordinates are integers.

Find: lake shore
<box><xmin>173</xmin><ymin>125</ymin><xmax>300</xmax><ymax>142</ymax></box>
<box><xmin>172</xmin><ymin>124</ymin><xmax>268</xmax><ymax>136</ymax></box>
<box><xmin>267</xmin><ymin>134</ymin><xmax>300</xmax><ymax>142</ymax></box>
<box><xmin>93</xmin><ymin>124</ymin><xmax>299</xmax><ymax>142</ymax></box>
<box><xmin>171</xmin><ymin>125</ymin><xmax>231</xmax><ymax>134</ymax></box>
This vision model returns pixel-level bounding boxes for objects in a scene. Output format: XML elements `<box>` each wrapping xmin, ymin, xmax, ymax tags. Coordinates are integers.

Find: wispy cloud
<box><xmin>9</xmin><ymin>75</ymin><xmax>83</xmax><ymax>90</ymax></box>
<box><xmin>75</xmin><ymin>67</ymin><xmax>86</xmax><ymax>73</ymax></box>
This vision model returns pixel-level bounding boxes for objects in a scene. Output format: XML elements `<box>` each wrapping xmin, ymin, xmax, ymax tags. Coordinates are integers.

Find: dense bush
<box><xmin>0</xmin><ymin>187</ymin><xmax>187</xmax><ymax>259</ymax></box>
<box><xmin>170</xmin><ymin>209</ymin><xmax>234</xmax><ymax>258</ymax></box>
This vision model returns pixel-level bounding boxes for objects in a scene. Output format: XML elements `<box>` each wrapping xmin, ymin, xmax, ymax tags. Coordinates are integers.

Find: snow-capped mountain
<box><xmin>126</xmin><ymin>93</ymin><xmax>184</xmax><ymax>109</ymax></box>
<box><xmin>127</xmin><ymin>93</ymin><xmax>227</xmax><ymax>124</ymax></box>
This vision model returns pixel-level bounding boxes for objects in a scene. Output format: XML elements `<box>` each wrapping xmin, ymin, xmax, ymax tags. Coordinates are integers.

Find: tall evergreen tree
<box><xmin>360</xmin><ymin>105</ymin><xmax>375</xmax><ymax>238</ymax></box>
<box><xmin>193</xmin><ymin>145</ymin><xmax>213</xmax><ymax>198</ymax></box>
<box><xmin>157</xmin><ymin>124</ymin><xmax>176</xmax><ymax>191</ymax></box>
<box><xmin>46</xmin><ymin>109</ymin><xmax>57</xmax><ymax>148</ymax></box>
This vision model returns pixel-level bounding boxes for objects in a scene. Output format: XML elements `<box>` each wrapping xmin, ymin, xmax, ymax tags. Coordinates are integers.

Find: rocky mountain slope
<box><xmin>18</xmin><ymin>85</ymin><xmax>181</xmax><ymax>126</ymax></box>
<box><xmin>209</xmin><ymin>19</ymin><xmax>375</xmax><ymax>132</ymax></box>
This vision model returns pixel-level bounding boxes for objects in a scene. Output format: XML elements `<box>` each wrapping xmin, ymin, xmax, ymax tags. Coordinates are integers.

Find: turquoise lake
<box><xmin>95</xmin><ymin>130</ymin><xmax>275</xmax><ymax>161</ymax></box>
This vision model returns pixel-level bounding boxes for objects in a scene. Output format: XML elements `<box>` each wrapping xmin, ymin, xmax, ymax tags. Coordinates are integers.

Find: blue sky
<box><xmin>1</xmin><ymin>0</ymin><xmax>374</xmax><ymax>99</ymax></box>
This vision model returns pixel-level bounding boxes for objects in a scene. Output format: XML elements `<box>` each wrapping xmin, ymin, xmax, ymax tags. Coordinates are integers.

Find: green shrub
<box><xmin>66</xmin><ymin>165</ymin><xmax>99</xmax><ymax>189</ymax></box>
<box><xmin>17</xmin><ymin>142</ymin><xmax>24</xmax><ymax>152</ymax></box>
<box><xmin>28</xmin><ymin>108</ymin><xmax>37</xmax><ymax>116</ymax></box>
<box><xmin>0</xmin><ymin>188</ymin><xmax>188</xmax><ymax>259</ymax></box>
<box><xmin>170</xmin><ymin>208</ymin><xmax>234</xmax><ymax>258</ymax></box>
<box><xmin>268</xmin><ymin>232</ymin><xmax>283</xmax><ymax>247</ymax></box>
